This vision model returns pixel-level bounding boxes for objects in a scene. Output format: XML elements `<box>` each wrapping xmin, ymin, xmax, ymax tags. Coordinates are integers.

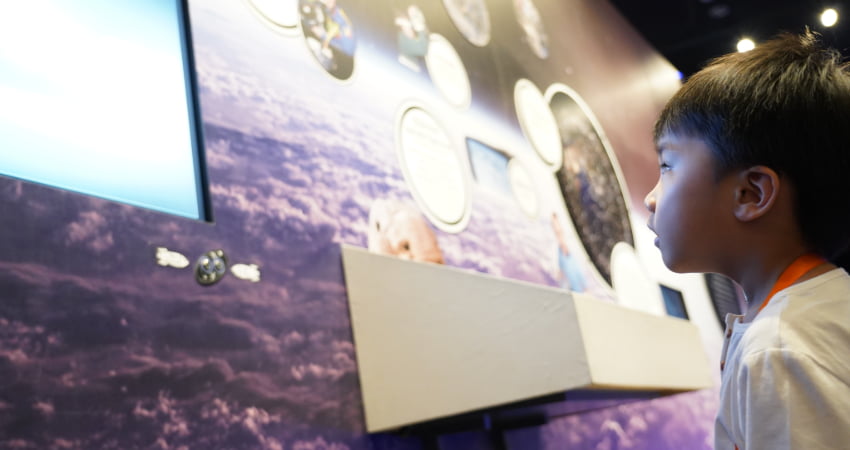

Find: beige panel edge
<box><xmin>572</xmin><ymin>292</ymin><xmax>714</xmax><ymax>390</ymax></box>
<box><xmin>341</xmin><ymin>245</ymin><xmax>591</xmax><ymax>432</ymax></box>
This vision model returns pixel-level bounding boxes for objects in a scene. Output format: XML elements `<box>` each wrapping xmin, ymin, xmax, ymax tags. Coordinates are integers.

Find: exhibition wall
<box><xmin>0</xmin><ymin>0</ymin><xmax>727</xmax><ymax>448</ymax></box>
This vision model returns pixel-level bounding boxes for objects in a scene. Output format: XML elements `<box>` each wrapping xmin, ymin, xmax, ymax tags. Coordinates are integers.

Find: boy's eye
<box><xmin>659</xmin><ymin>162</ymin><xmax>671</xmax><ymax>173</ymax></box>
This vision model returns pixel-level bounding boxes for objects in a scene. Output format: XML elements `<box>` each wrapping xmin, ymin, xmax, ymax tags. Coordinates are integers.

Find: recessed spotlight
<box><xmin>821</xmin><ymin>8</ymin><xmax>839</xmax><ymax>27</ymax></box>
<box><xmin>737</xmin><ymin>38</ymin><xmax>755</xmax><ymax>53</ymax></box>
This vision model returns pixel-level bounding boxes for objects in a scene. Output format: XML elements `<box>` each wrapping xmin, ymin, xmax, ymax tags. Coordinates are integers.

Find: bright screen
<box><xmin>660</xmin><ymin>284</ymin><xmax>689</xmax><ymax>320</ymax></box>
<box><xmin>0</xmin><ymin>0</ymin><xmax>208</xmax><ymax>220</ymax></box>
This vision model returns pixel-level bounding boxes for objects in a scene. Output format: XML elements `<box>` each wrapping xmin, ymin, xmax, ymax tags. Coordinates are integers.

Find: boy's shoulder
<box><xmin>742</xmin><ymin>269</ymin><xmax>850</xmax><ymax>377</ymax></box>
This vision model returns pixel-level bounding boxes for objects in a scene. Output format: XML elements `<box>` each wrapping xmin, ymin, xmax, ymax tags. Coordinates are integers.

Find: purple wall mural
<box><xmin>0</xmin><ymin>0</ymin><xmax>723</xmax><ymax>448</ymax></box>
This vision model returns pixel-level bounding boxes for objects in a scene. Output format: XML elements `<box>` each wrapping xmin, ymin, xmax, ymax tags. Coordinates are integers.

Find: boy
<box><xmin>644</xmin><ymin>31</ymin><xmax>850</xmax><ymax>449</ymax></box>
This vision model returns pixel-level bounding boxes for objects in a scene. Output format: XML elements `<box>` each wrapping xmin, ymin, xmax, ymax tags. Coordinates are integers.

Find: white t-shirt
<box><xmin>715</xmin><ymin>268</ymin><xmax>850</xmax><ymax>450</ymax></box>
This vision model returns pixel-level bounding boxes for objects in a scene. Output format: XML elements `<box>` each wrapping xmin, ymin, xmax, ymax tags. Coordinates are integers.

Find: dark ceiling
<box><xmin>609</xmin><ymin>0</ymin><xmax>850</xmax><ymax>78</ymax></box>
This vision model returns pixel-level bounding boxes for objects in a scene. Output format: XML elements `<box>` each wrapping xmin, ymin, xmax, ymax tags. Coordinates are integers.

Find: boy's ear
<box><xmin>733</xmin><ymin>165</ymin><xmax>780</xmax><ymax>222</ymax></box>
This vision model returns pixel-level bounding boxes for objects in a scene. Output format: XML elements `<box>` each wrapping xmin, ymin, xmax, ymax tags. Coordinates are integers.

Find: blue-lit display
<box><xmin>0</xmin><ymin>0</ymin><xmax>207</xmax><ymax>220</ymax></box>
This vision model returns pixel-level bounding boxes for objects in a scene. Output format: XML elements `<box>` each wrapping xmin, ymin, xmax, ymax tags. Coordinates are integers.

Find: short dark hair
<box><xmin>655</xmin><ymin>30</ymin><xmax>850</xmax><ymax>263</ymax></box>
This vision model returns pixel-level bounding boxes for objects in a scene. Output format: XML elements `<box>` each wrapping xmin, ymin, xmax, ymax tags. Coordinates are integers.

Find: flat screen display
<box><xmin>0</xmin><ymin>0</ymin><xmax>208</xmax><ymax>220</ymax></box>
<box><xmin>466</xmin><ymin>137</ymin><xmax>511</xmax><ymax>196</ymax></box>
<box><xmin>660</xmin><ymin>284</ymin><xmax>689</xmax><ymax>320</ymax></box>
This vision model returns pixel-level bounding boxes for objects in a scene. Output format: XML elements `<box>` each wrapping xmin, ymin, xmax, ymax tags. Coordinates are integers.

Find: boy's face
<box><xmin>644</xmin><ymin>133</ymin><xmax>738</xmax><ymax>273</ymax></box>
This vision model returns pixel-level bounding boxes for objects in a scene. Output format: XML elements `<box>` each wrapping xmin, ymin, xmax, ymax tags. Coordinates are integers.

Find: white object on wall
<box><xmin>341</xmin><ymin>244</ymin><xmax>712</xmax><ymax>432</ymax></box>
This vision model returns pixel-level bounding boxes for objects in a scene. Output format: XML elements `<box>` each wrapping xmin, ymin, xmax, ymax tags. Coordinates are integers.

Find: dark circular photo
<box><xmin>299</xmin><ymin>0</ymin><xmax>356</xmax><ymax>80</ymax></box>
<box><xmin>548</xmin><ymin>86</ymin><xmax>634</xmax><ymax>286</ymax></box>
<box><xmin>441</xmin><ymin>0</ymin><xmax>491</xmax><ymax>47</ymax></box>
<box><xmin>513</xmin><ymin>0</ymin><xmax>548</xmax><ymax>59</ymax></box>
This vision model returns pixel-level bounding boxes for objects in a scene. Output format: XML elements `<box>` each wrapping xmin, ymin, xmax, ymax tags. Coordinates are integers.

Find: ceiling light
<box><xmin>821</xmin><ymin>8</ymin><xmax>839</xmax><ymax>27</ymax></box>
<box><xmin>737</xmin><ymin>38</ymin><xmax>755</xmax><ymax>53</ymax></box>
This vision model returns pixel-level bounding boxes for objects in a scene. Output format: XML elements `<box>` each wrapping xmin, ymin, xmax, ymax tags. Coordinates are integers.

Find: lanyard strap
<box><xmin>720</xmin><ymin>253</ymin><xmax>826</xmax><ymax>372</ymax></box>
<box><xmin>757</xmin><ymin>253</ymin><xmax>826</xmax><ymax>313</ymax></box>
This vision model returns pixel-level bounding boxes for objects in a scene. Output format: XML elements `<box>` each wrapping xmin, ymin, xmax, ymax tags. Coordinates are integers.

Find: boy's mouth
<box><xmin>646</xmin><ymin>222</ymin><xmax>659</xmax><ymax>247</ymax></box>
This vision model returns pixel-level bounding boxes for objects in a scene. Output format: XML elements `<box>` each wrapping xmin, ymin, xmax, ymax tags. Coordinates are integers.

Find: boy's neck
<box><xmin>738</xmin><ymin>253</ymin><xmax>834</xmax><ymax>323</ymax></box>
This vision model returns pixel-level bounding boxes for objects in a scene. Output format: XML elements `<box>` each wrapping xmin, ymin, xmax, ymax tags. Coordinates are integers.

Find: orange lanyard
<box><xmin>729</xmin><ymin>253</ymin><xmax>825</xmax><ymax>450</ymax></box>
<box><xmin>757</xmin><ymin>253</ymin><xmax>826</xmax><ymax>313</ymax></box>
<box><xmin>720</xmin><ymin>253</ymin><xmax>825</xmax><ymax>372</ymax></box>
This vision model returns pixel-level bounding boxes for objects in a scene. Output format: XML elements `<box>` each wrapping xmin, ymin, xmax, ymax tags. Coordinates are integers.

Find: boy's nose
<box><xmin>644</xmin><ymin>186</ymin><xmax>657</xmax><ymax>213</ymax></box>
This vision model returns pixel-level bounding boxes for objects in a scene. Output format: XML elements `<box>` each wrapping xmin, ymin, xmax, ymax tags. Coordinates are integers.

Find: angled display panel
<box><xmin>0</xmin><ymin>0</ymin><xmax>208</xmax><ymax>220</ymax></box>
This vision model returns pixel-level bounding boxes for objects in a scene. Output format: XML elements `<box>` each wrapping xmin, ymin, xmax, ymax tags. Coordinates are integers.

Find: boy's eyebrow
<box><xmin>654</xmin><ymin>139</ymin><xmax>669</xmax><ymax>155</ymax></box>
<box><xmin>655</xmin><ymin>135</ymin><xmax>679</xmax><ymax>155</ymax></box>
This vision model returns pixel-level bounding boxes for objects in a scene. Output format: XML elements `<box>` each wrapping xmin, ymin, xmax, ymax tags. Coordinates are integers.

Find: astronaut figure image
<box><xmin>300</xmin><ymin>0</ymin><xmax>356</xmax><ymax>77</ymax></box>
<box><xmin>395</xmin><ymin>4</ymin><xmax>429</xmax><ymax>71</ymax></box>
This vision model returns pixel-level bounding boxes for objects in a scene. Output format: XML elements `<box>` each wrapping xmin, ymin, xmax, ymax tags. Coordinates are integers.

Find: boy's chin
<box><xmin>660</xmin><ymin>254</ymin><xmax>706</xmax><ymax>274</ymax></box>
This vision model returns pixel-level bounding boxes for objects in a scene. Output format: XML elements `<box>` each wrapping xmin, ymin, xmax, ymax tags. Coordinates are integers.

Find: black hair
<box><xmin>655</xmin><ymin>30</ymin><xmax>850</xmax><ymax>268</ymax></box>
